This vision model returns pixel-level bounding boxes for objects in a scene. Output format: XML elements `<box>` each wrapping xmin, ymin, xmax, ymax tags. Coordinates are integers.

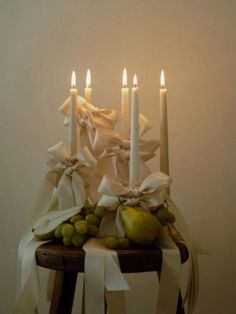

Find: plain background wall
<box><xmin>1</xmin><ymin>0</ymin><xmax>236</xmax><ymax>313</ymax></box>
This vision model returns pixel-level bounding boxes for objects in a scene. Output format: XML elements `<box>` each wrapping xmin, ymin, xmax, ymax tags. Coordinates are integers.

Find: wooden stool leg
<box><xmin>176</xmin><ymin>291</ymin><xmax>185</xmax><ymax>314</ymax></box>
<box><xmin>49</xmin><ymin>270</ymin><xmax>78</xmax><ymax>314</ymax></box>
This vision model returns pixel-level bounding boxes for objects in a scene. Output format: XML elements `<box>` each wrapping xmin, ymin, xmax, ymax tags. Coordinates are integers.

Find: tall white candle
<box><xmin>121</xmin><ymin>68</ymin><xmax>130</xmax><ymax>138</ymax></box>
<box><xmin>69</xmin><ymin>70</ymin><xmax>78</xmax><ymax>157</ymax></box>
<box><xmin>160</xmin><ymin>70</ymin><xmax>169</xmax><ymax>175</ymax></box>
<box><xmin>84</xmin><ymin>69</ymin><xmax>92</xmax><ymax>103</ymax></box>
<box><xmin>129</xmin><ymin>74</ymin><xmax>139</xmax><ymax>186</ymax></box>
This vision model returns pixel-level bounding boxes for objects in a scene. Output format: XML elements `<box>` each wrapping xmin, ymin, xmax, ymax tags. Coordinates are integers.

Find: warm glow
<box><xmin>71</xmin><ymin>71</ymin><xmax>76</xmax><ymax>88</ymax></box>
<box><xmin>86</xmin><ymin>69</ymin><xmax>91</xmax><ymax>88</ymax></box>
<box><xmin>133</xmin><ymin>74</ymin><xmax>138</xmax><ymax>87</ymax></box>
<box><xmin>122</xmin><ymin>68</ymin><xmax>127</xmax><ymax>86</ymax></box>
<box><xmin>160</xmin><ymin>70</ymin><xmax>165</xmax><ymax>88</ymax></box>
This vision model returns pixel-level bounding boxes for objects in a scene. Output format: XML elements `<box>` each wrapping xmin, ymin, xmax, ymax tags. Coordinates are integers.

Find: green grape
<box><xmin>75</xmin><ymin>220</ymin><xmax>88</xmax><ymax>234</ymax></box>
<box><xmin>72</xmin><ymin>234</ymin><xmax>86</xmax><ymax>248</ymax></box>
<box><xmin>118</xmin><ymin>237</ymin><xmax>130</xmax><ymax>249</ymax></box>
<box><xmin>63</xmin><ymin>236</ymin><xmax>72</xmax><ymax>246</ymax></box>
<box><xmin>54</xmin><ymin>224</ymin><xmax>63</xmax><ymax>239</ymax></box>
<box><xmin>70</xmin><ymin>214</ymin><xmax>84</xmax><ymax>224</ymax></box>
<box><xmin>155</xmin><ymin>207</ymin><xmax>169</xmax><ymax>223</ymax></box>
<box><xmin>167</xmin><ymin>212</ymin><xmax>176</xmax><ymax>223</ymax></box>
<box><xmin>105</xmin><ymin>236</ymin><xmax>119</xmax><ymax>249</ymax></box>
<box><xmin>87</xmin><ymin>224</ymin><xmax>99</xmax><ymax>236</ymax></box>
<box><xmin>61</xmin><ymin>223</ymin><xmax>75</xmax><ymax>237</ymax></box>
<box><xmin>94</xmin><ymin>206</ymin><xmax>105</xmax><ymax>218</ymax></box>
<box><xmin>85</xmin><ymin>214</ymin><xmax>100</xmax><ymax>226</ymax></box>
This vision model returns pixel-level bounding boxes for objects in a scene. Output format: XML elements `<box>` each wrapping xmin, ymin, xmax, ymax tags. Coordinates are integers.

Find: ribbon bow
<box><xmin>58</xmin><ymin>96</ymin><xmax>118</xmax><ymax>152</ymax></box>
<box><xmin>46</xmin><ymin>141</ymin><xmax>97</xmax><ymax>209</ymax></box>
<box><xmin>93</xmin><ymin>127</ymin><xmax>159</xmax><ymax>180</ymax></box>
<box><xmin>97</xmin><ymin>172</ymin><xmax>171</xmax><ymax>236</ymax></box>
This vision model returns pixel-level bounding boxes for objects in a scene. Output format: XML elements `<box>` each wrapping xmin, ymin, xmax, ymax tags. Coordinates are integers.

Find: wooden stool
<box><xmin>36</xmin><ymin>241</ymin><xmax>188</xmax><ymax>314</ymax></box>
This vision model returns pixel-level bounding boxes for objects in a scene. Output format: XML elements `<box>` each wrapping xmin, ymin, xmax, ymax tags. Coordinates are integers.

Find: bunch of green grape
<box><xmin>54</xmin><ymin>205</ymin><xmax>105</xmax><ymax>248</ymax></box>
<box><xmin>153</xmin><ymin>205</ymin><xmax>176</xmax><ymax>225</ymax></box>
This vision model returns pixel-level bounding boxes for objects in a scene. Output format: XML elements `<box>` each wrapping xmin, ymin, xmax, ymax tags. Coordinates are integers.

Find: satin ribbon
<box><xmin>156</xmin><ymin>227</ymin><xmax>182</xmax><ymax>314</ymax></box>
<box><xmin>96</xmin><ymin>127</ymin><xmax>160</xmax><ymax>180</ymax></box>
<box><xmin>166</xmin><ymin>197</ymin><xmax>199</xmax><ymax>314</ymax></box>
<box><xmin>83</xmin><ymin>238</ymin><xmax>129</xmax><ymax>314</ymax></box>
<box><xmin>97</xmin><ymin>172</ymin><xmax>171</xmax><ymax>236</ymax></box>
<box><xmin>47</xmin><ymin>141</ymin><xmax>97</xmax><ymax>209</ymax></box>
<box><xmin>58</xmin><ymin>96</ymin><xmax>118</xmax><ymax>152</ymax></box>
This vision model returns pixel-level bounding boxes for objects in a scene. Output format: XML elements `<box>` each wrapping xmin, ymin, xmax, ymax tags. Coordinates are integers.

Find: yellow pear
<box><xmin>120</xmin><ymin>206</ymin><xmax>162</xmax><ymax>246</ymax></box>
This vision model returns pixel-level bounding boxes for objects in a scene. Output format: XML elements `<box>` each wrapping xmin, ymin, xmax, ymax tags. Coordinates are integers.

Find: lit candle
<box><xmin>121</xmin><ymin>68</ymin><xmax>129</xmax><ymax>138</ymax></box>
<box><xmin>84</xmin><ymin>69</ymin><xmax>92</xmax><ymax>103</ymax></box>
<box><xmin>129</xmin><ymin>74</ymin><xmax>139</xmax><ymax>186</ymax></box>
<box><xmin>160</xmin><ymin>70</ymin><xmax>169</xmax><ymax>175</ymax></box>
<box><xmin>69</xmin><ymin>70</ymin><xmax>78</xmax><ymax>157</ymax></box>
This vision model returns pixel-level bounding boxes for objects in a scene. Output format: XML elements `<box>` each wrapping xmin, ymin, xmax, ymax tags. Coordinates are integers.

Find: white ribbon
<box><xmin>58</xmin><ymin>96</ymin><xmax>118</xmax><ymax>152</ymax></box>
<box><xmin>97</xmin><ymin>127</ymin><xmax>160</xmax><ymax>181</ymax></box>
<box><xmin>156</xmin><ymin>228</ymin><xmax>182</xmax><ymax>314</ymax></box>
<box><xmin>83</xmin><ymin>238</ymin><xmax>129</xmax><ymax>314</ymax></box>
<box><xmin>166</xmin><ymin>197</ymin><xmax>199</xmax><ymax>314</ymax></box>
<box><xmin>97</xmin><ymin>172</ymin><xmax>171</xmax><ymax>237</ymax></box>
<box><xmin>47</xmin><ymin>141</ymin><xmax>97</xmax><ymax>208</ymax></box>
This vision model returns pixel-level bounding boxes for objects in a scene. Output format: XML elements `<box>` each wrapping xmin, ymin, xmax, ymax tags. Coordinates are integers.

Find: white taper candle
<box><xmin>160</xmin><ymin>70</ymin><xmax>169</xmax><ymax>175</ymax></box>
<box><xmin>69</xmin><ymin>70</ymin><xmax>78</xmax><ymax>157</ymax></box>
<box><xmin>84</xmin><ymin>69</ymin><xmax>92</xmax><ymax>103</ymax></box>
<box><xmin>121</xmin><ymin>68</ymin><xmax>130</xmax><ymax>138</ymax></box>
<box><xmin>129</xmin><ymin>74</ymin><xmax>139</xmax><ymax>186</ymax></box>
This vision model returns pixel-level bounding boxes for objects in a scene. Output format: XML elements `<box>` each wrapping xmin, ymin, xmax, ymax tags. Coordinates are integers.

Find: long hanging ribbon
<box><xmin>156</xmin><ymin>228</ymin><xmax>181</xmax><ymax>314</ymax></box>
<box><xmin>83</xmin><ymin>238</ymin><xmax>129</xmax><ymax>314</ymax></box>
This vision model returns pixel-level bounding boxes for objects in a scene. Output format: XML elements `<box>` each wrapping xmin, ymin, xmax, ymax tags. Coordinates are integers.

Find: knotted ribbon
<box><xmin>58</xmin><ymin>96</ymin><xmax>118</xmax><ymax>152</ymax></box>
<box><xmin>97</xmin><ymin>172</ymin><xmax>171</xmax><ymax>237</ymax></box>
<box><xmin>46</xmin><ymin>141</ymin><xmax>97</xmax><ymax>208</ymax></box>
<box><xmin>94</xmin><ymin>129</ymin><xmax>159</xmax><ymax>180</ymax></box>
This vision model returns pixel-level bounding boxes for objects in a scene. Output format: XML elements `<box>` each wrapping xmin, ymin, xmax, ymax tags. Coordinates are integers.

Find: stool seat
<box><xmin>36</xmin><ymin>240</ymin><xmax>188</xmax><ymax>273</ymax></box>
<box><xmin>36</xmin><ymin>241</ymin><xmax>188</xmax><ymax>314</ymax></box>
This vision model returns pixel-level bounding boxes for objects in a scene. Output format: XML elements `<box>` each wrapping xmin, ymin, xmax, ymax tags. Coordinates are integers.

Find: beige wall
<box><xmin>1</xmin><ymin>1</ymin><xmax>235</xmax><ymax>313</ymax></box>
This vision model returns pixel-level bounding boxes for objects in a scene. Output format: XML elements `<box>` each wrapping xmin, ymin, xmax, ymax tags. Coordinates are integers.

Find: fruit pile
<box><xmin>34</xmin><ymin>204</ymin><xmax>176</xmax><ymax>249</ymax></box>
<box><xmin>34</xmin><ymin>205</ymin><xmax>105</xmax><ymax>248</ymax></box>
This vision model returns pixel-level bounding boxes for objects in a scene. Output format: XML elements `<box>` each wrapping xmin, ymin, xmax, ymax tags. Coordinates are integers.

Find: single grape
<box><xmin>70</xmin><ymin>214</ymin><xmax>84</xmax><ymax>224</ymax></box>
<box><xmin>61</xmin><ymin>223</ymin><xmax>75</xmax><ymax>237</ymax></box>
<box><xmin>118</xmin><ymin>237</ymin><xmax>130</xmax><ymax>249</ymax></box>
<box><xmin>105</xmin><ymin>236</ymin><xmax>119</xmax><ymax>249</ymax></box>
<box><xmin>72</xmin><ymin>234</ymin><xmax>86</xmax><ymax>248</ymax></box>
<box><xmin>167</xmin><ymin>212</ymin><xmax>176</xmax><ymax>223</ymax></box>
<box><xmin>54</xmin><ymin>224</ymin><xmax>63</xmax><ymax>239</ymax></box>
<box><xmin>85</xmin><ymin>214</ymin><xmax>100</xmax><ymax>226</ymax></box>
<box><xmin>94</xmin><ymin>206</ymin><xmax>105</xmax><ymax>218</ymax></box>
<box><xmin>75</xmin><ymin>220</ymin><xmax>88</xmax><ymax>234</ymax></box>
<box><xmin>63</xmin><ymin>236</ymin><xmax>72</xmax><ymax>246</ymax></box>
<box><xmin>87</xmin><ymin>224</ymin><xmax>99</xmax><ymax>236</ymax></box>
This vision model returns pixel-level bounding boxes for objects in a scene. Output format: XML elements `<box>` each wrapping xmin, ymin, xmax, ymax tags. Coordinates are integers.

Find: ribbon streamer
<box><xmin>83</xmin><ymin>238</ymin><xmax>129</xmax><ymax>314</ymax></box>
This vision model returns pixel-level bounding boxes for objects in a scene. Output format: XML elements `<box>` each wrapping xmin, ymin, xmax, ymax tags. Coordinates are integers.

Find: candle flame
<box><xmin>71</xmin><ymin>71</ymin><xmax>76</xmax><ymax>88</ymax></box>
<box><xmin>133</xmin><ymin>74</ymin><xmax>138</xmax><ymax>87</ymax></box>
<box><xmin>122</xmin><ymin>68</ymin><xmax>127</xmax><ymax>86</ymax></box>
<box><xmin>160</xmin><ymin>70</ymin><xmax>165</xmax><ymax>88</ymax></box>
<box><xmin>86</xmin><ymin>69</ymin><xmax>91</xmax><ymax>88</ymax></box>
